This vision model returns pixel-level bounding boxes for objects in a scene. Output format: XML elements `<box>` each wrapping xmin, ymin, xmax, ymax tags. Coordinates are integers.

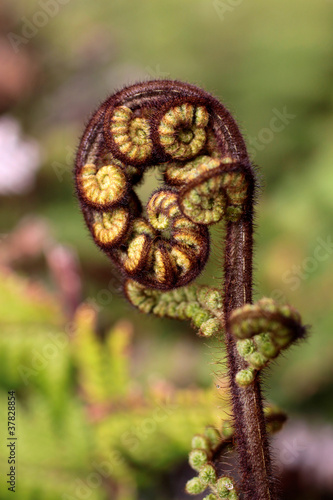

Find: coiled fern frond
<box><xmin>75</xmin><ymin>80</ymin><xmax>306</xmax><ymax>500</ymax></box>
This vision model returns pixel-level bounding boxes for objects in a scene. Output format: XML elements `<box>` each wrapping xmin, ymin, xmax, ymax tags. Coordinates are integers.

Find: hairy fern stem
<box><xmin>224</xmin><ymin>220</ymin><xmax>276</xmax><ymax>500</ymax></box>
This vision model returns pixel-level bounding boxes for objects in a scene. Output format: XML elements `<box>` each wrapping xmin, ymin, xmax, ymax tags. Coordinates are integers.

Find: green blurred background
<box><xmin>0</xmin><ymin>0</ymin><xmax>333</xmax><ymax>498</ymax></box>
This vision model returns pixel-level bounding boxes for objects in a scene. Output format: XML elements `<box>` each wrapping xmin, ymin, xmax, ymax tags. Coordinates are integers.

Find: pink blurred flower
<box><xmin>0</xmin><ymin>115</ymin><xmax>41</xmax><ymax>194</ymax></box>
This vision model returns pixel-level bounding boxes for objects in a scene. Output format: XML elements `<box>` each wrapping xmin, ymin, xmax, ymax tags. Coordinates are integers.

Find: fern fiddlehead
<box><xmin>75</xmin><ymin>80</ymin><xmax>305</xmax><ymax>500</ymax></box>
<box><xmin>76</xmin><ymin>81</ymin><xmax>252</xmax><ymax>290</ymax></box>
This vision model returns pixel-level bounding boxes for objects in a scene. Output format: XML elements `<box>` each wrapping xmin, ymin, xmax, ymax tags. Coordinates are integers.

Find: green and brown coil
<box><xmin>75</xmin><ymin>80</ymin><xmax>255</xmax><ymax>291</ymax></box>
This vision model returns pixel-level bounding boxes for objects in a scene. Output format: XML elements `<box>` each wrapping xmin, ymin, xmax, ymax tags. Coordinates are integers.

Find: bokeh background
<box><xmin>1</xmin><ymin>0</ymin><xmax>333</xmax><ymax>498</ymax></box>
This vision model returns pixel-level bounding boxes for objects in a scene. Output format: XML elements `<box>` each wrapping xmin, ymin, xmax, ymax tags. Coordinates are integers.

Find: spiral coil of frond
<box><xmin>228</xmin><ymin>298</ymin><xmax>306</xmax><ymax>386</ymax></box>
<box><xmin>75</xmin><ymin>80</ymin><xmax>254</xmax><ymax>292</ymax></box>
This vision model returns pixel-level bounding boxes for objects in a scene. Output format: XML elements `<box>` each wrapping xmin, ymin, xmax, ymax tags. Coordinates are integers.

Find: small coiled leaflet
<box><xmin>227</xmin><ymin>298</ymin><xmax>306</xmax><ymax>386</ymax></box>
<box><xmin>75</xmin><ymin>80</ymin><xmax>254</xmax><ymax>291</ymax></box>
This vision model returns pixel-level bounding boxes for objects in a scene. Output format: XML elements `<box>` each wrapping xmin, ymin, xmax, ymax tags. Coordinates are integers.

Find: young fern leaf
<box><xmin>228</xmin><ymin>299</ymin><xmax>306</xmax><ymax>387</ymax></box>
<box><xmin>186</xmin><ymin>404</ymin><xmax>287</xmax><ymax>499</ymax></box>
<box><xmin>124</xmin><ymin>280</ymin><xmax>223</xmax><ymax>337</ymax></box>
<box><xmin>75</xmin><ymin>80</ymin><xmax>306</xmax><ymax>500</ymax></box>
